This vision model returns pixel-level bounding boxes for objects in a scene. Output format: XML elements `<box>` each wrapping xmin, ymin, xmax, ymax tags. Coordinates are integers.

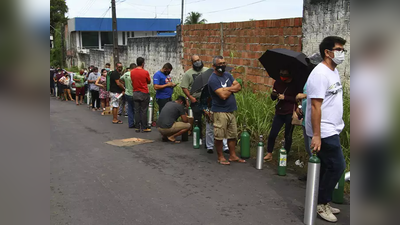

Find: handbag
<box><xmin>292</xmin><ymin>104</ymin><xmax>303</xmax><ymax>126</ymax></box>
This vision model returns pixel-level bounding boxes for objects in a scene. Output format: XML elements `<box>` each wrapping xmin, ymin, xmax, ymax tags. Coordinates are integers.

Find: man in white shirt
<box><xmin>305</xmin><ymin>36</ymin><xmax>347</xmax><ymax>223</ymax></box>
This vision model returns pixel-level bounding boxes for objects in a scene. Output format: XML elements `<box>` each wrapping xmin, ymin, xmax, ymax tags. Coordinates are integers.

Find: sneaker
<box><xmin>143</xmin><ymin>127</ymin><xmax>151</xmax><ymax>132</ymax></box>
<box><xmin>207</xmin><ymin>149</ymin><xmax>214</xmax><ymax>154</ymax></box>
<box><xmin>317</xmin><ymin>204</ymin><xmax>337</xmax><ymax>222</ymax></box>
<box><xmin>327</xmin><ymin>203</ymin><xmax>340</xmax><ymax>214</ymax></box>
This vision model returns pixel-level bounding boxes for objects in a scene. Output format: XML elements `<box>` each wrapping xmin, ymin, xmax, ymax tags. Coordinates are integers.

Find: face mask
<box><xmin>163</xmin><ymin>71</ymin><xmax>171</xmax><ymax>75</ymax></box>
<box><xmin>105</xmin><ymin>68</ymin><xmax>110</xmax><ymax>72</ymax></box>
<box><xmin>193</xmin><ymin>61</ymin><xmax>204</xmax><ymax>71</ymax></box>
<box><xmin>216</xmin><ymin>65</ymin><xmax>226</xmax><ymax>73</ymax></box>
<box><xmin>331</xmin><ymin>50</ymin><xmax>345</xmax><ymax>65</ymax></box>
<box><xmin>280</xmin><ymin>76</ymin><xmax>290</xmax><ymax>82</ymax></box>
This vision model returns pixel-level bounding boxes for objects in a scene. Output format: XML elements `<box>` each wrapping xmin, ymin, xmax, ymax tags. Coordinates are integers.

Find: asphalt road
<box><xmin>50</xmin><ymin>97</ymin><xmax>350</xmax><ymax>225</ymax></box>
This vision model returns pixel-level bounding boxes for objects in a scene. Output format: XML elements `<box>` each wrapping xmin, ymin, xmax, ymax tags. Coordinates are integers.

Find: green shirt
<box><xmin>180</xmin><ymin>67</ymin><xmax>209</xmax><ymax>99</ymax></box>
<box><xmin>120</xmin><ymin>71</ymin><xmax>133</xmax><ymax>96</ymax></box>
<box><xmin>74</xmin><ymin>74</ymin><xmax>85</xmax><ymax>88</ymax></box>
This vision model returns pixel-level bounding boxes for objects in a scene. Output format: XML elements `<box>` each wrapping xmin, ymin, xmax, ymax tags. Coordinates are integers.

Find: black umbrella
<box><xmin>190</xmin><ymin>66</ymin><xmax>233</xmax><ymax>94</ymax></box>
<box><xmin>258</xmin><ymin>48</ymin><xmax>309</xmax><ymax>87</ymax></box>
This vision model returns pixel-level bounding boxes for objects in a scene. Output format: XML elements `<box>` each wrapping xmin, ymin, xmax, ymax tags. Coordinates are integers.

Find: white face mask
<box><xmin>331</xmin><ymin>50</ymin><xmax>345</xmax><ymax>65</ymax></box>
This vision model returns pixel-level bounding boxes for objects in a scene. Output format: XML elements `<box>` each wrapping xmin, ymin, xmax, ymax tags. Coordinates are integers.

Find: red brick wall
<box><xmin>181</xmin><ymin>18</ymin><xmax>302</xmax><ymax>92</ymax></box>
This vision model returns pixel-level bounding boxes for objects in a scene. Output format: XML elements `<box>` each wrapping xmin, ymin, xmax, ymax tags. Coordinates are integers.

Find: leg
<box><xmin>317</xmin><ymin>135</ymin><xmax>346</xmax><ymax>205</ymax></box>
<box><xmin>63</xmin><ymin>89</ymin><xmax>68</xmax><ymax>101</ymax></box>
<box><xmin>191</xmin><ymin>102</ymin><xmax>203</xmax><ymax>139</ymax></box>
<box><xmin>133</xmin><ymin>92</ymin><xmax>141</xmax><ymax>129</ymax></box>
<box><xmin>100</xmin><ymin>98</ymin><xmax>105</xmax><ymax>110</ymax></box>
<box><xmin>140</xmin><ymin>93</ymin><xmax>150</xmax><ymax>130</ymax></box>
<box><xmin>167</xmin><ymin>122</ymin><xmax>191</xmax><ymax>143</ymax></box>
<box><xmin>91</xmin><ymin>90</ymin><xmax>96</xmax><ymax>108</ymax></box>
<box><xmin>75</xmin><ymin>88</ymin><xmax>80</xmax><ymax>104</ymax></box>
<box><xmin>126</xmin><ymin>95</ymin><xmax>135</xmax><ymax>128</ymax></box>
<box><xmin>213</xmin><ymin>113</ymin><xmax>229</xmax><ymax>165</ymax></box>
<box><xmin>222</xmin><ymin>139</ymin><xmax>229</xmax><ymax>151</ymax></box>
<box><xmin>284</xmin><ymin>114</ymin><xmax>295</xmax><ymax>155</ymax></box>
<box><xmin>206</xmin><ymin>122</ymin><xmax>214</xmax><ymax>152</ymax></box>
<box><xmin>124</xmin><ymin>96</ymin><xmax>128</xmax><ymax>116</ymax></box>
<box><xmin>105</xmin><ymin>95</ymin><xmax>110</xmax><ymax>107</ymax></box>
<box><xmin>67</xmin><ymin>89</ymin><xmax>73</xmax><ymax>100</ymax></box>
<box><xmin>95</xmin><ymin>91</ymin><xmax>101</xmax><ymax>109</ymax></box>
<box><xmin>157</xmin><ymin>98</ymin><xmax>171</xmax><ymax>113</ymax></box>
<box><xmin>302</xmin><ymin>126</ymin><xmax>312</xmax><ymax>156</ymax></box>
<box><xmin>110</xmin><ymin>93</ymin><xmax>121</xmax><ymax>123</ymax></box>
<box><xmin>265</xmin><ymin>114</ymin><xmax>285</xmax><ymax>160</ymax></box>
<box><xmin>226</xmin><ymin>114</ymin><xmax>245</xmax><ymax>162</ymax></box>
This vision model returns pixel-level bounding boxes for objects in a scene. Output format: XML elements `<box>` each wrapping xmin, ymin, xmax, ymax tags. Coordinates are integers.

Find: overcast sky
<box><xmin>65</xmin><ymin>0</ymin><xmax>303</xmax><ymax>23</ymax></box>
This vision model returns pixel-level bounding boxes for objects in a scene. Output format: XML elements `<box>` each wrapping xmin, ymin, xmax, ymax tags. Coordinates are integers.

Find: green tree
<box><xmin>184</xmin><ymin>12</ymin><xmax>207</xmax><ymax>25</ymax></box>
<box><xmin>50</xmin><ymin>0</ymin><xmax>68</xmax><ymax>36</ymax></box>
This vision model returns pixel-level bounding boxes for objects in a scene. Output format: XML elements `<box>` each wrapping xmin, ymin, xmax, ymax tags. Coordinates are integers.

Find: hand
<box><xmin>296</xmin><ymin>93</ymin><xmax>307</xmax><ymax>101</ymax></box>
<box><xmin>295</xmin><ymin>107</ymin><xmax>303</xmax><ymax>117</ymax></box>
<box><xmin>310</xmin><ymin>135</ymin><xmax>321</xmax><ymax>152</ymax></box>
<box><xmin>189</xmin><ymin>96</ymin><xmax>197</xmax><ymax>103</ymax></box>
<box><xmin>278</xmin><ymin>94</ymin><xmax>285</xmax><ymax>100</ymax></box>
<box><xmin>168</xmin><ymin>82</ymin><xmax>176</xmax><ymax>87</ymax></box>
<box><xmin>271</xmin><ymin>89</ymin><xmax>278</xmax><ymax>97</ymax></box>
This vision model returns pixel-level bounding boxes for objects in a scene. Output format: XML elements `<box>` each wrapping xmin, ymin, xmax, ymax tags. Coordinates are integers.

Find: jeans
<box><xmin>156</xmin><ymin>97</ymin><xmax>171</xmax><ymax>113</ymax></box>
<box><xmin>302</xmin><ymin>125</ymin><xmax>312</xmax><ymax>157</ymax></box>
<box><xmin>206</xmin><ymin>122</ymin><xmax>228</xmax><ymax>150</ymax></box>
<box><xmin>91</xmin><ymin>90</ymin><xmax>100</xmax><ymax>109</ymax></box>
<box><xmin>126</xmin><ymin>95</ymin><xmax>135</xmax><ymax>128</ymax></box>
<box><xmin>118</xmin><ymin>95</ymin><xmax>128</xmax><ymax>115</ymax></box>
<box><xmin>133</xmin><ymin>91</ymin><xmax>150</xmax><ymax>129</ymax></box>
<box><xmin>267</xmin><ymin>114</ymin><xmax>294</xmax><ymax>154</ymax></box>
<box><xmin>316</xmin><ymin>134</ymin><xmax>346</xmax><ymax>204</ymax></box>
<box><xmin>191</xmin><ymin>102</ymin><xmax>203</xmax><ymax>139</ymax></box>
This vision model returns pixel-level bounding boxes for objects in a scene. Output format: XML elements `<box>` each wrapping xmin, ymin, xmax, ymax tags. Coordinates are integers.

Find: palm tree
<box><xmin>184</xmin><ymin>12</ymin><xmax>207</xmax><ymax>25</ymax></box>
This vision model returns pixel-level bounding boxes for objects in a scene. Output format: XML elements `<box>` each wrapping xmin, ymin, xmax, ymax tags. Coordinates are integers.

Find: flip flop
<box><xmin>263</xmin><ymin>155</ymin><xmax>273</xmax><ymax>162</ymax></box>
<box><xmin>218</xmin><ymin>159</ymin><xmax>231</xmax><ymax>165</ymax></box>
<box><xmin>229</xmin><ymin>158</ymin><xmax>246</xmax><ymax>163</ymax></box>
<box><xmin>112</xmin><ymin>120</ymin><xmax>123</xmax><ymax>124</ymax></box>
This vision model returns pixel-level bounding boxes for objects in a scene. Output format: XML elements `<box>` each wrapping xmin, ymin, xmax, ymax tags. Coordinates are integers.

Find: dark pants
<box><xmin>191</xmin><ymin>102</ymin><xmax>203</xmax><ymax>139</ymax></box>
<box><xmin>267</xmin><ymin>114</ymin><xmax>294</xmax><ymax>154</ymax></box>
<box><xmin>133</xmin><ymin>91</ymin><xmax>150</xmax><ymax>129</ymax></box>
<box><xmin>157</xmin><ymin>98</ymin><xmax>171</xmax><ymax>113</ymax></box>
<box><xmin>316</xmin><ymin>134</ymin><xmax>346</xmax><ymax>204</ymax></box>
<box><xmin>91</xmin><ymin>90</ymin><xmax>100</xmax><ymax>109</ymax></box>
<box><xmin>126</xmin><ymin>95</ymin><xmax>135</xmax><ymax>128</ymax></box>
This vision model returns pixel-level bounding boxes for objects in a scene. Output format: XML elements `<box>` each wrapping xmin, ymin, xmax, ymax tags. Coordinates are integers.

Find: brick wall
<box><xmin>181</xmin><ymin>18</ymin><xmax>302</xmax><ymax>92</ymax></box>
<box><xmin>302</xmin><ymin>0</ymin><xmax>350</xmax><ymax>78</ymax></box>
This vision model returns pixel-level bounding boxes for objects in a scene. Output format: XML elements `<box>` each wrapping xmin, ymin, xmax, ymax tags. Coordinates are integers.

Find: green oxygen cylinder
<box><xmin>332</xmin><ymin>172</ymin><xmax>345</xmax><ymax>204</ymax></box>
<box><xmin>278</xmin><ymin>140</ymin><xmax>287</xmax><ymax>176</ymax></box>
<box><xmin>193</xmin><ymin>120</ymin><xmax>200</xmax><ymax>149</ymax></box>
<box><xmin>240</xmin><ymin>125</ymin><xmax>250</xmax><ymax>159</ymax></box>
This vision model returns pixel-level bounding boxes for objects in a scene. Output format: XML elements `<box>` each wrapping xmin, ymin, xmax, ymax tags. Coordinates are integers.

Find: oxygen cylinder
<box><xmin>304</xmin><ymin>153</ymin><xmax>321</xmax><ymax>225</ymax></box>
<box><xmin>332</xmin><ymin>172</ymin><xmax>345</xmax><ymax>204</ymax></box>
<box><xmin>147</xmin><ymin>97</ymin><xmax>153</xmax><ymax>127</ymax></box>
<box><xmin>278</xmin><ymin>141</ymin><xmax>287</xmax><ymax>176</ymax></box>
<box><xmin>256</xmin><ymin>135</ymin><xmax>264</xmax><ymax>170</ymax></box>
<box><xmin>240</xmin><ymin>125</ymin><xmax>250</xmax><ymax>159</ymax></box>
<box><xmin>188</xmin><ymin>106</ymin><xmax>193</xmax><ymax>117</ymax></box>
<box><xmin>193</xmin><ymin>120</ymin><xmax>200</xmax><ymax>149</ymax></box>
<box><xmin>55</xmin><ymin>85</ymin><xmax>58</xmax><ymax>97</ymax></box>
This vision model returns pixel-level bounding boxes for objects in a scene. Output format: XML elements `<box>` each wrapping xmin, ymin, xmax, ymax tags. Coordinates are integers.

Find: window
<box><xmin>131</xmin><ymin>32</ymin><xmax>134</xmax><ymax>37</ymax></box>
<box><xmin>81</xmin><ymin>32</ymin><xmax>99</xmax><ymax>49</ymax></box>
<box><xmin>127</xmin><ymin>32</ymin><xmax>130</xmax><ymax>38</ymax></box>
<box><xmin>122</xmin><ymin>32</ymin><xmax>125</xmax><ymax>45</ymax></box>
<box><xmin>101</xmin><ymin>32</ymin><xmax>113</xmax><ymax>48</ymax></box>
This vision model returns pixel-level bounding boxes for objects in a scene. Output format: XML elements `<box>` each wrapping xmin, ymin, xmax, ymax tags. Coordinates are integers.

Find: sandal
<box><xmin>112</xmin><ymin>120</ymin><xmax>123</xmax><ymax>124</ymax></box>
<box><xmin>218</xmin><ymin>159</ymin><xmax>231</xmax><ymax>165</ymax></box>
<box><xmin>264</xmin><ymin>154</ymin><xmax>273</xmax><ymax>162</ymax></box>
<box><xmin>229</xmin><ymin>157</ymin><xmax>246</xmax><ymax>163</ymax></box>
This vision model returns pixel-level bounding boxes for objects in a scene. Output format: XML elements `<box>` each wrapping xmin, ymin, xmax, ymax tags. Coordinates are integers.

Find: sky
<box><xmin>65</xmin><ymin>0</ymin><xmax>303</xmax><ymax>23</ymax></box>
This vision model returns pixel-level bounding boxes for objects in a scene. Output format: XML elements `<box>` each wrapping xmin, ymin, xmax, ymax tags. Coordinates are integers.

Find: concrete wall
<box><xmin>302</xmin><ymin>0</ymin><xmax>350</xmax><ymax>78</ymax></box>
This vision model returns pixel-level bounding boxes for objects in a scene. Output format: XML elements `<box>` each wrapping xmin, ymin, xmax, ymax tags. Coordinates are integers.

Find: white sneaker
<box><xmin>317</xmin><ymin>204</ymin><xmax>337</xmax><ymax>222</ymax></box>
<box><xmin>327</xmin><ymin>203</ymin><xmax>340</xmax><ymax>214</ymax></box>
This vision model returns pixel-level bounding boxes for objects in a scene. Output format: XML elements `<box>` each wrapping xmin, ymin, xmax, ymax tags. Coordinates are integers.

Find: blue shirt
<box><xmin>153</xmin><ymin>71</ymin><xmax>173</xmax><ymax>99</ymax></box>
<box><xmin>208</xmin><ymin>72</ymin><xmax>237</xmax><ymax>112</ymax></box>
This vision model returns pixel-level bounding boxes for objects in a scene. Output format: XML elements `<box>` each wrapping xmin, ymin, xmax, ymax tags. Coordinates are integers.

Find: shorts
<box><xmin>76</xmin><ymin>87</ymin><xmax>85</xmax><ymax>96</ymax></box>
<box><xmin>213</xmin><ymin>112</ymin><xmax>237</xmax><ymax>140</ymax></box>
<box><xmin>158</xmin><ymin>122</ymin><xmax>191</xmax><ymax>137</ymax></box>
<box><xmin>99</xmin><ymin>89</ymin><xmax>110</xmax><ymax>99</ymax></box>
<box><xmin>110</xmin><ymin>92</ymin><xmax>121</xmax><ymax>108</ymax></box>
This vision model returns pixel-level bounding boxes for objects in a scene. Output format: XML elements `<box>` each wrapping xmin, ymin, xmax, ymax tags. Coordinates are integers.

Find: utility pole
<box><xmin>111</xmin><ymin>0</ymin><xmax>119</xmax><ymax>66</ymax></box>
<box><xmin>61</xmin><ymin>23</ymin><xmax>65</xmax><ymax>68</ymax></box>
<box><xmin>181</xmin><ymin>0</ymin><xmax>184</xmax><ymax>25</ymax></box>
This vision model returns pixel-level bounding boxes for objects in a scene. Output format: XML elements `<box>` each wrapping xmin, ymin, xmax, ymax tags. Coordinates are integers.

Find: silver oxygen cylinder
<box><xmin>256</xmin><ymin>135</ymin><xmax>264</xmax><ymax>170</ymax></box>
<box><xmin>304</xmin><ymin>153</ymin><xmax>321</xmax><ymax>225</ymax></box>
<box><xmin>147</xmin><ymin>97</ymin><xmax>153</xmax><ymax>127</ymax></box>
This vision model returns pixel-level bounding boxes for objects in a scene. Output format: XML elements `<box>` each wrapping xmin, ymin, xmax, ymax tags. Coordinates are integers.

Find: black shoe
<box><xmin>207</xmin><ymin>149</ymin><xmax>214</xmax><ymax>154</ymax></box>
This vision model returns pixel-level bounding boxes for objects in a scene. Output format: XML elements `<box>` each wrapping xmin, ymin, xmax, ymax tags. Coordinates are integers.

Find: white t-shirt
<box><xmin>305</xmin><ymin>63</ymin><xmax>344</xmax><ymax>138</ymax></box>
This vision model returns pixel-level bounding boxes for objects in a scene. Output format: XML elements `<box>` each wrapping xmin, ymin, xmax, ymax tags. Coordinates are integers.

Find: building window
<box><xmin>81</xmin><ymin>32</ymin><xmax>99</xmax><ymax>49</ymax></box>
<box><xmin>101</xmin><ymin>32</ymin><xmax>113</xmax><ymax>48</ymax></box>
<box><xmin>131</xmin><ymin>32</ymin><xmax>134</xmax><ymax>37</ymax></box>
<box><xmin>127</xmin><ymin>32</ymin><xmax>130</xmax><ymax>38</ymax></box>
<box><xmin>122</xmin><ymin>32</ymin><xmax>125</xmax><ymax>45</ymax></box>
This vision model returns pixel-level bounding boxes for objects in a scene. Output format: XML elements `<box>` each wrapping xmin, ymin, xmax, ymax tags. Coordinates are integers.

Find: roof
<box><xmin>68</xmin><ymin>17</ymin><xmax>180</xmax><ymax>32</ymax></box>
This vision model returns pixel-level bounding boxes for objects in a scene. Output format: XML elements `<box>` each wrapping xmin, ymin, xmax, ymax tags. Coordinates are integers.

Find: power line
<box><xmin>77</xmin><ymin>0</ymin><xmax>96</xmax><ymax>15</ymax></box>
<box><xmin>80</xmin><ymin>0</ymin><xmax>98</xmax><ymax>16</ymax></box>
<box><xmin>202</xmin><ymin>0</ymin><xmax>265</xmax><ymax>14</ymax></box>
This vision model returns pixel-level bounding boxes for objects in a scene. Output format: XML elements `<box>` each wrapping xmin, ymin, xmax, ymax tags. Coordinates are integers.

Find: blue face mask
<box><xmin>105</xmin><ymin>68</ymin><xmax>110</xmax><ymax>72</ymax></box>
